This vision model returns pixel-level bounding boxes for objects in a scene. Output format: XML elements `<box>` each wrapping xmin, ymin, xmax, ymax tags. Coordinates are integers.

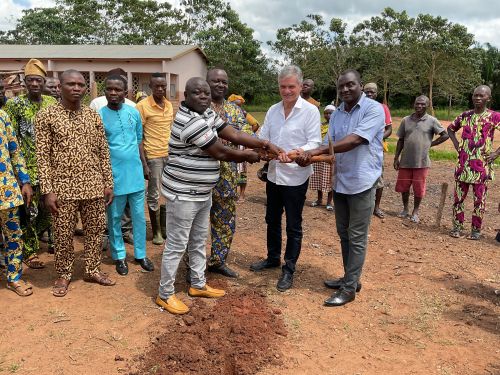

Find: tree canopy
<box><xmin>0</xmin><ymin>4</ymin><xmax>497</xmax><ymax>108</ymax></box>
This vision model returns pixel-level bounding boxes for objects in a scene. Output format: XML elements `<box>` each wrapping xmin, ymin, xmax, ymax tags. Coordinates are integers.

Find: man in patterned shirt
<box><xmin>4</xmin><ymin>59</ymin><xmax>57</xmax><ymax>269</ymax></box>
<box><xmin>35</xmin><ymin>69</ymin><xmax>115</xmax><ymax>297</ymax></box>
<box><xmin>448</xmin><ymin>85</ymin><xmax>500</xmax><ymax>240</ymax></box>
<box><xmin>0</xmin><ymin>110</ymin><xmax>33</xmax><ymax>296</ymax></box>
<box><xmin>205</xmin><ymin>68</ymin><xmax>253</xmax><ymax>279</ymax></box>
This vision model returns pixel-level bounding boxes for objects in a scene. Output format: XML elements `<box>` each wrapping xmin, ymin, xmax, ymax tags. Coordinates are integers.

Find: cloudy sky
<box><xmin>2</xmin><ymin>0</ymin><xmax>499</xmax><ymax>51</ymax></box>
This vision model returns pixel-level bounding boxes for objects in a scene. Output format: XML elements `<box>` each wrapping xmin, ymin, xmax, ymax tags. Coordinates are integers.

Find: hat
<box><xmin>325</xmin><ymin>105</ymin><xmax>336</xmax><ymax>112</ymax></box>
<box><xmin>364</xmin><ymin>82</ymin><xmax>378</xmax><ymax>91</ymax></box>
<box><xmin>228</xmin><ymin>94</ymin><xmax>245</xmax><ymax>104</ymax></box>
<box><xmin>24</xmin><ymin>59</ymin><xmax>47</xmax><ymax>78</ymax></box>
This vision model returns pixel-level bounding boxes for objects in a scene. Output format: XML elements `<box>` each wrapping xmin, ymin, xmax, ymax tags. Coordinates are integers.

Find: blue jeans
<box><xmin>106</xmin><ymin>190</ymin><xmax>146</xmax><ymax>261</ymax></box>
<box><xmin>158</xmin><ymin>196</ymin><xmax>211</xmax><ymax>299</ymax></box>
<box><xmin>265</xmin><ymin>179</ymin><xmax>308</xmax><ymax>274</ymax></box>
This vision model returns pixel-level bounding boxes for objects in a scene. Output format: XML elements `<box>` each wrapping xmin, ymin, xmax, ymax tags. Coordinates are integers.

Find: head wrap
<box><xmin>24</xmin><ymin>59</ymin><xmax>47</xmax><ymax>78</ymax></box>
<box><xmin>364</xmin><ymin>82</ymin><xmax>378</xmax><ymax>92</ymax></box>
<box><xmin>228</xmin><ymin>94</ymin><xmax>245</xmax><ymax>104</ymax></box>
<box><xmin>324</xmin><ymin>104</ymin><xmax>336</xmax><ymax>112</ymax></box>
<box><xmin>135</xmin><ymin>91</ymin><xmax>148</xmax><ymax>102</ymax></box>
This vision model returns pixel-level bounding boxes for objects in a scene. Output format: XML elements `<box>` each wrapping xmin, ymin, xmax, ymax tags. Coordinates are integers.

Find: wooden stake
<box><xmin>435</xmin><ymin>182</ymin><xmax>449</xmax><ymax>227</ymax></box>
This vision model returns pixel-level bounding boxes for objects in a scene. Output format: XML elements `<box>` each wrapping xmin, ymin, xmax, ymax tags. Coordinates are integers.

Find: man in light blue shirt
<box><xmin>99</xmin><ymin>75</ymin><xmax>153</xmax><ymax>276</ymax></box>
<box><xmin>295</xmin><ymin>69</ymin><xmax>384</xmax><ymax>306</ymax></box>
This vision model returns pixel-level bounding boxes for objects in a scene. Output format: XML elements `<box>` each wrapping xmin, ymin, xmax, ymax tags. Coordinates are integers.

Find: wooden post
<box><xmin>435</xmin><ymin>182</ymin><xmax>449</xmax><ymax>227</ymax></box>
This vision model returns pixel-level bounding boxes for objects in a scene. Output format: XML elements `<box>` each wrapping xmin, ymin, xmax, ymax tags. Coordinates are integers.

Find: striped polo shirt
<box><xmin>161</xmin><ymin>102</ymin><xmax>226</xmax><ymax>201</ymax></box>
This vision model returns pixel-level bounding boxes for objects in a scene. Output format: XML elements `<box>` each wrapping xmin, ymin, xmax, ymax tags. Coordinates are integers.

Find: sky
<box><xmin>2</xmin><ymin>0</ymin><xmax>499</xmax><ymax>51</ymax></box>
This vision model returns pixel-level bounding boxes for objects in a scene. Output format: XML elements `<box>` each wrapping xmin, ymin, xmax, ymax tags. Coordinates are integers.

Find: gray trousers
<box><xmin>333</xmin><ymin>187</ymin><xmax>375</xmax><ymax>293</ymax></box>
<box><xmin>158</xmin><ymin>196</ymin><xmax>211</xmax><ymax>299</ymax></box>
<box><xmin>146</xmin><ymin>157</ymin><xmax>168</xmax><ymax>211</ymax></box>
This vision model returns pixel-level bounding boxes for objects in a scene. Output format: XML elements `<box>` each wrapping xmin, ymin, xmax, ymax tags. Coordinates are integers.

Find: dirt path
<box><xmin>1</xmin><ymin>160</ymin><xmax>498</xmax><ymax>375</ymax></box>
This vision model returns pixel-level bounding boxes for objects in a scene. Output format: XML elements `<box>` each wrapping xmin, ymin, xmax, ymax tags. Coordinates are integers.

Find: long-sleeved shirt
<box><xmin>3</xmin><ymin>94</ymin><xmax>57</xmax><ymax>185</ymax></box>
<box><xmin>34</xmin><ymin>103</ymin><xmax>113</xmax><ymax>200</ymax></box>
<box><xmin>259</xmin><ymin>96</ymin><xmax>321</xmax><ymax>186</ymax></box>
<box><xmin>0</xmin><ymin>110</ymin><xmax>30</xmax><ymax>209</ymax></box>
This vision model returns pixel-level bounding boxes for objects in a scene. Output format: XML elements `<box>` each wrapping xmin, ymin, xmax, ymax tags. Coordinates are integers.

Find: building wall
<box><xmin>0</xmin><ymin>51</ymin><xmax>207</xmax><ymax>102</ymax></box>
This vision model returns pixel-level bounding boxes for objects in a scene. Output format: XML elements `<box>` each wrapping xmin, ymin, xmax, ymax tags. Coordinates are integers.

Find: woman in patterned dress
<box><xmin>310</xmin><ymin>105</ymin><xmax>335</xmax><ymax>211</ymax></box>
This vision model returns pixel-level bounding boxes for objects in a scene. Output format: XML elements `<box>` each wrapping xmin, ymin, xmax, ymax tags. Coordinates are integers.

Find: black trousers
<box><xmin>265</xmin><ymin>179</ymin><xmax>308</xmax><ymax>274</ymax></box>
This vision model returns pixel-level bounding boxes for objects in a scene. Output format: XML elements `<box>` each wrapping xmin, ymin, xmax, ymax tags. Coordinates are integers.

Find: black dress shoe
<box><xmin>135</xmin><ymin>257</ymin><xmax>154</xmax><ymax>272</ymax></box>
<box><xmin>276</xmin><ymin>272</ymin><xmax>293</xmax><ymax>292</ymax></box>
<box><xmin>324</xmin><ymin>278</ymin><xmax>362</xmax><ymax>292</ymax></box>
<box><xmin>207</xmin><ymin>264</ymin><xmax>239</xmax><ymax>278</ymax></box>
<box><xmin>115</xmin><ymin>259</ymin><xmax>128</xmax><ymax>276</ymax></box>
<box><xmin>249</xmin><ymin>258</ymin><xmax>280</xmax><ymax>272</ymax></box>
<box><xmin>324</xmin><ymin>289</ymin><xmax>355</xmax><ymax>307</ymax></box>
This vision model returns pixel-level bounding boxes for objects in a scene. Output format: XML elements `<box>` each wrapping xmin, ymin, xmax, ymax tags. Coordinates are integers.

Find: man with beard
<box><xmin>448</xmin><ymin>85</ymin><xmax>500</xmax><ymax>240</ymax></box>
<box><xmin>4</xmin><ymin>59</ymin><xmax>57</xmax><ymax>269</ymax></box>
<box><xmin>35</xmin><ymin>69</ymin><xmax>115</xmax><ymax>297</ymax></box>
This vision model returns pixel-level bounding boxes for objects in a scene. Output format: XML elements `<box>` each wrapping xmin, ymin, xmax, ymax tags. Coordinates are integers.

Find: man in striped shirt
<box><xmin>156</xmin><ymin>77</ymin><xmax>282</xmax><ymax>315</ymax></box>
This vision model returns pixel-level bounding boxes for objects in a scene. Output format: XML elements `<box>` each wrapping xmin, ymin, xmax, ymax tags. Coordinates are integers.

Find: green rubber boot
<box><xmin>148</xmin><ymin>208</ymin><xmax>164</xmax><ymax>245</ymax></box>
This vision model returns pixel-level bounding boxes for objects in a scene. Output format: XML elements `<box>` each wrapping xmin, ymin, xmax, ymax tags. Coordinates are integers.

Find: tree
<box><xmin>408</xmin><ymin>13</ymin><xmax>480</xmax><ymax>114</ymax></box>
<box><xmin>269</xmin><ymin>14</ymin><xmax>355</xmax><ymax>102</ymax></box>
<box><xmin>351</xmin><ymin>8</ymin><xmax>416</xmax><ymax>104</ymax></box>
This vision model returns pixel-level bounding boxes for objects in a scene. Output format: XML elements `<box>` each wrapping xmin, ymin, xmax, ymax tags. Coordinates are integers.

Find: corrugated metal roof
<box><xmin>0</xmin><ymin>45</ymin><xmax>207</xmax><ymax>61</ymax></box>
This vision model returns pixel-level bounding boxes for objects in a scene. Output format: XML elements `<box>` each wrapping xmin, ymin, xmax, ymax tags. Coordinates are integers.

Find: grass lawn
<box><xmin>248</xmin><ymin>111</ymin><xmax>500</xmax><ymax>166</ymax></box>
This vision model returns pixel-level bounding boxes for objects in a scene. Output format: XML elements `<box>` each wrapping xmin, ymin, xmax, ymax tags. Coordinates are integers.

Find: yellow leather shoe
<box><xmin>188</xmin><ymin>284</ymin><xmax>226</xmax><ymax>298</ymax></box>
<box><xmin>155</xmin><ymin>295</ymin><xmax>189</xmax><ymax>315</ymax></box>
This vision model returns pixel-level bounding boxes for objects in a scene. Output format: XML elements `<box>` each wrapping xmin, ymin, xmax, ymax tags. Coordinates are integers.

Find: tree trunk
<box><xmin>383</xmin><ymin>78</ymin><xmax>388</xmax><ymax>105</ymax></box>
<box><xmin>428</xmin><ymin>56</ymin><xmax>435</xmax><ymax>116</ymax></box>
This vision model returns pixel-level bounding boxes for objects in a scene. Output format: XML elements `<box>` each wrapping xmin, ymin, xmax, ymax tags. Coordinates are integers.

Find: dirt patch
<box><xmin>131</xmin><ymin>288</ymin><xmax>286</xmax><ymax>375</ymax></box>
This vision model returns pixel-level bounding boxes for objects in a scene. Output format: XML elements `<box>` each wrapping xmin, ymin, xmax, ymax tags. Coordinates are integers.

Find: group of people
<box><xmin>0</xmin><ymin>57</ymin><xmax>498</xmax><ymax>312</ymax></box>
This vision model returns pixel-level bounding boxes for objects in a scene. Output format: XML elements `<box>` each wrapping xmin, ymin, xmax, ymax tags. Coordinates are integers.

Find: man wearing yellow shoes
<box><xmin>156</xmin><ymin>77</ymin><xmax>281</xmax><ymax>315</ymax></box>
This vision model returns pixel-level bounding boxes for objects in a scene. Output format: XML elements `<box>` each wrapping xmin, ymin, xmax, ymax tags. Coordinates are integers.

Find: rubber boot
<box><xmin>160</xmin><ymin>204</ymin><xmax>167</xmax><ymax>239</ymax></box>
<box><xmin>148</xmin><ymin>207</ymin><xmax>164</xmax><ymax>245</ymax></box>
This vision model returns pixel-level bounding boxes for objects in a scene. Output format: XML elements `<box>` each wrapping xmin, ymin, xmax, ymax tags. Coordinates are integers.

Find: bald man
<box><xmin>394</xmin><ymin>95</ymin><xmax>448</xmax><ymax>223</ymax></box>
<box><xmin>448</xmin><ymin>85</ymin><xmax>500</xmax><ymax>240</ymax></box>
<box><xmin>301</xmin><ymin>79</ymin><xmax>320</xmax><ymax>107</ymax></box>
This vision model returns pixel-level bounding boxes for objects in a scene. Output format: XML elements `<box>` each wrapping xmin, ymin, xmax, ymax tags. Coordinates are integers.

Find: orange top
<box><xmin>136</xmin><ymin>95</ymin><xmax>173</xmax><ymax>159</ymax></box>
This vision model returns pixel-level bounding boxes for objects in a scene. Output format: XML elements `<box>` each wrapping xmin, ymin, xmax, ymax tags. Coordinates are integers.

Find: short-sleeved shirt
<box><xmin>326</xmin><ymin>93</ymin><xmax>385</xmax><ymax>195</ymax></box>
<box><xmin>161</xmin><ymin>102</ymin><xmax>226</xmax><ymax>201</ymax></box>
<box><xmin>136</xmin><ymin>95</ymin><xmax>173</xmax><ymax>159</ymax></box>
<box><xmin>448</xmin><ymin>109</ymin><xmax>500</xmax><ymax>183</ymax></box>
<box><xmin>99</xmin><ymin>104</ymin><xmax>145</xmax><ymax>196</ymax></box>
<box><xmin>397</xmin><ymin>113</ymin><xmax>445</xmax><ymax>168</ymax></box>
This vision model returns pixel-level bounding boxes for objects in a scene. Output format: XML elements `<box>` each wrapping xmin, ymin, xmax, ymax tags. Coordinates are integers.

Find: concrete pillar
<box><xmin>127</xmin><ymin>71</ymin><xmax>133</xmax><ymax>100</ymax></box>
<box><xmin>89</xmin><ymin>71</ymin><xmax>96</xmax><ymax>99</ymax></box>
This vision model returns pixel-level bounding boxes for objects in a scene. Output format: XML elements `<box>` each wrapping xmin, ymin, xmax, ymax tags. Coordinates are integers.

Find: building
<box><xmin>0</xmin><ymin>45</ymin><xmax>208</xmax><ymax>106</ymax></box>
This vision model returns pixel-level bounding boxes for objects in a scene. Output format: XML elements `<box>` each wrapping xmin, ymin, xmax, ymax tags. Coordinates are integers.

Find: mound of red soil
<box><xmin>132</xmin><ymin>289</ymin><xmax>287</xmax><ymax>375</ymax></box>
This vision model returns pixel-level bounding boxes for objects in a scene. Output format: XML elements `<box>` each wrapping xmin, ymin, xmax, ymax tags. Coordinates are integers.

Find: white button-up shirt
<box><xmin>259</xmin><ymin>96</ymin><xmax>321</xmax><ymax>186</ymax></box>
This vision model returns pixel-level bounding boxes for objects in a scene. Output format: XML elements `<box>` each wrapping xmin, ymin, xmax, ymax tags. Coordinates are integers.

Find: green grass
<box><xmin>390</xmin><ymin>107</ymin><xmax>465</xmax><ymax>122</ymax></box>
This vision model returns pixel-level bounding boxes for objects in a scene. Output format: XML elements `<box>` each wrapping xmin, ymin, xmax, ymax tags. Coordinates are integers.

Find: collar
<box><xmin>339</xmin><ymin>92</ymin><xmax>366</xmax><ymax>112</ymax></box>
<box><xmin>280</xmin><ymin>96</ymin><xmax>304</xmax><ymax>111</ymax></box>
<box><xmin>411</xmin><ymin>113</ymin><xmax>429</xmax><ymax>121</ymax></box>
<box><xmin>147</xmin><ymin>95</ymin><xmax>167</xmax><ymax>110</ymax></box>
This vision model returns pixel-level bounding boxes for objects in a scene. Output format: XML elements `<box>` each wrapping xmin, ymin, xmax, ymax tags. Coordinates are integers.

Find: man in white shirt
<box><xmin>250</xmin><ymin>65</ymin><xmax>321</xmax><ymax>292</ymax></box>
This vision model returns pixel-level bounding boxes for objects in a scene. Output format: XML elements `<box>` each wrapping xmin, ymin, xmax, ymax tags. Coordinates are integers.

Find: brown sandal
<box><xmin>52</xmin><ymin>278</ymin><xmax>70</xmax><ymax>297</ymax></box>
<box><xmin>23</xmin><ymin>254</ymin><xmax>45</xmax><ymax>269</ymax></box>
<box><xmin>84</xmin><ymin>272</ymin><xmax>116</xmax><ymax>286</ymax></box>
<box><xmin>7</xmin><ymin>280</ymin><xmax>33</xmax><ymax>297</ymax></box>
